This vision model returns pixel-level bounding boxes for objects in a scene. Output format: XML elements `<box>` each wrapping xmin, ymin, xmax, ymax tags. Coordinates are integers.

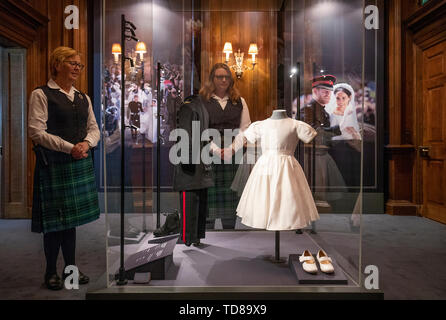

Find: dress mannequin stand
<box><xmin>269</xmin><ymin>109</ymin><xmax>288</xmax><ymax>263</ymax></box>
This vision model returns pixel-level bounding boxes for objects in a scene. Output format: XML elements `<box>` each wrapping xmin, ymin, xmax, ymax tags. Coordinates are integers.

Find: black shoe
<box><xmin>153</xmin><ymin>211</ymin><xmax>180</xmax><ymax>237</ymax></box>
<box><xmin>62</xmin><ymin>270</ymin><xmax>90</xmax><ymax>285</ymax></box>
<box><xmin>79</xmin><ymin>272</ymin><xmax>89</xmax><ymax>285</ymax></box>
<box><xmin>44</xmin><ymin>274</ymin><xmax>63</xmax><ymax>291</ymax></box>
<box><xmin>192</xmin><ymin>239</ymin><xmax>201</xmax><ymax>247</ymax></box>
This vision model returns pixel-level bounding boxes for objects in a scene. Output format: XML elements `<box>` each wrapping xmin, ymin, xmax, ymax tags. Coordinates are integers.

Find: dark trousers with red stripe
<box><xmin>179</xmin><ymin>189</ymin><xmax>208</xmax><ymax>244</ymax></box>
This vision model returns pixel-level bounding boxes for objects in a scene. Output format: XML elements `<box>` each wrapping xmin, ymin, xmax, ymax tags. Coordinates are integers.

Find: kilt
<box><xmin>31</xmin><ymin>147</ymin><xmax>100</xmax><ymax>234</ymax></box>
<box><xmin>207</xmin><ymin>161</ymin><xmax>240</xmax><ymax>221</ymax></box>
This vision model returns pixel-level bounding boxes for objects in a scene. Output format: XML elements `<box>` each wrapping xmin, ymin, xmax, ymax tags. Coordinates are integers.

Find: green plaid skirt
<box><xmin>207</xmin><ymin>162</ymin><xmax>240</xmax><ymax>220</ymax></box>
<box><xmin>31</xmin><ymin>147</ymin><xmax>100</xmax><ymax>234</ymax></box>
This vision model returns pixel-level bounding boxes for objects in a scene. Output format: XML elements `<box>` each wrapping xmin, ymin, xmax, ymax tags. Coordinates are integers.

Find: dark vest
<box><xmin>204</xmin><ymin>97</ymin><xmax>243</xmax><ymax>132</ymax></box>
<box><xmin>40</xmin><ymin>85</ymin><xmax>89</xmax><ymax>145</ymax></box>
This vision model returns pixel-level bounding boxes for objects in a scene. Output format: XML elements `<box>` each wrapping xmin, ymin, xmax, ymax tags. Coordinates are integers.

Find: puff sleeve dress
<box><xmin>236</xmin><ymin>118</ymin><xmax>320</xmax><ymax>230</ymax></box>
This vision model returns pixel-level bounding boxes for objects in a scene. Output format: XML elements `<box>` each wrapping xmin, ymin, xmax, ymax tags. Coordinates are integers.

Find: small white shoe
<box><xmin>299</xmin><ymin>250</ymin><xmax>318</xmax><ymax>274</ymax></box>
<box><xmin>316</xmin><ymin>250</ymin><xmax>334</xmax><ymax>274</ymax></box>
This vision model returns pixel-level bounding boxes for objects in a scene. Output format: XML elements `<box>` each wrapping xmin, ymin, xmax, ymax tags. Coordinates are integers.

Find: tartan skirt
<box><xmin>207</xmin><ymin>161</ymin><xmax>240</xmax><ymax>220</ymax></box>
<box><xmin>31</xmin><ymin>148</ymin><xmax>100</xmax><ymax>234</ymax></box>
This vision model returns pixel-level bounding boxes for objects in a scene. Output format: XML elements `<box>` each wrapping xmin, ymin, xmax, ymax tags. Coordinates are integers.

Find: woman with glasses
<box><xmin>199</xmin><ymin>63</ymin><xmax>251</xmax><ymax>230</ymax></box>
<box><xmin>28</xmin><ymin>46</ymin><xmax>100</xmax><ymax>290</ymax></box>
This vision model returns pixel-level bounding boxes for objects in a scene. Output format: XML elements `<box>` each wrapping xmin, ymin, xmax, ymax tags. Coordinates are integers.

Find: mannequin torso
<box><xmin>270</xmin><ymin>109</ymin><xmax>288</xmax><ymax>120</ymax></box>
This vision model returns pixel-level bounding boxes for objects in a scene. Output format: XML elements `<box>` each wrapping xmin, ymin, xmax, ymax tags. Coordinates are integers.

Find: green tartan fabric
<box><xmin>207</xmin><ymin>162</ymin><xmax>240</xmax><ymax>220</ymax></box>
<box><xmin>31</xmin><ymin>148</ymin><xmax>100</xmax><ymax>234</ymax></box>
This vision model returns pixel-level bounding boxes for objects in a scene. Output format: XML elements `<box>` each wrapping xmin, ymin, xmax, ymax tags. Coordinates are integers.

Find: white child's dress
<box><xmin>236</xmin><ymin>118</ymin><xmax>320</xmax><ymax>231</ymax></box>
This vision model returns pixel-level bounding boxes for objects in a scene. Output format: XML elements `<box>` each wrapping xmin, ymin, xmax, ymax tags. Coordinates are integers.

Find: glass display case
<box><xmin>91</xmin><ymin>0</ymin><xmax>384</xmax><ymax>299</ymax></box>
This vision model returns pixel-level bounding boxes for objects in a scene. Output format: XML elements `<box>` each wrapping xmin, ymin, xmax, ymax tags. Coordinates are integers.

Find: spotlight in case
<box><xmin>290</xmin><ymin>67</ymin><xmax>300</xmax><ymax>78</ymax></box>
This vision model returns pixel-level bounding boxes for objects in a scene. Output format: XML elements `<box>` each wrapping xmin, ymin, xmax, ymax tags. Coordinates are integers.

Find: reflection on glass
<box><xmin>100</xmin><ymin>0</ymin><xmax>380</xmax><ymax>290</ymax></box>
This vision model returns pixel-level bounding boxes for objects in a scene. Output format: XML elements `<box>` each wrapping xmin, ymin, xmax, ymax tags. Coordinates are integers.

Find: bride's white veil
<box><xmin>327</xmin><ymin>83</ymin><xmax>360</xmax><ymax>139</ymax></box>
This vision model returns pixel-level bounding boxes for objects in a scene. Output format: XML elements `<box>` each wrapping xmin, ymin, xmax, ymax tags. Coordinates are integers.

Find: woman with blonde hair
<box><xmin>198</xmin><ymin>63</ymin><xmax>251</xmax><ymax>231</ymax></box>
<box><xmin>29</xmin><ymin>46</ymin><xmax>100</xmax><ymax>290</ymax></box>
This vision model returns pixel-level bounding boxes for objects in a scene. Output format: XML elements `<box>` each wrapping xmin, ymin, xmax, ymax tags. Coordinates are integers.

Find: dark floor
<box><xmin>0</xmin><ymin>214</ymin><xmax>445</xmax><ymax>300</ymax></box>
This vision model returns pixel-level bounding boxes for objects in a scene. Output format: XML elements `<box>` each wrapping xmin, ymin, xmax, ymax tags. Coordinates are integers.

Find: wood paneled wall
<box><xmin>201</xmin><ymin>9</ymin><xmax>278</xmax><ymax>122</ymax></box>
<box><xmin>401</xmin><ymin>0</ymin><xmax>439</xmax><ymax>20</ymax></box>
<box><xmin>25</xmin><ymin>0</ymin><xmax>90</xmax><ymax>95</ymax></box>
<box><xmin>0</xmin><ymin>0</ymin><xmax>90</xmax><ymax>218</ymax></box>
<box><xmin>386</xmin><ymin>0</ymin><xmax>446</xmax><ymax>215</ymax></box>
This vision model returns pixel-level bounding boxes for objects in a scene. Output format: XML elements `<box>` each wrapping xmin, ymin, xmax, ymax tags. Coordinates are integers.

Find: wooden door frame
<box><xmin>404</xmin><ymin>2</ymin><xmax>446</xmax><ymax>215</ymax></box>
<box><xmin>1</xmin><ymin>48</ymin><xmax>29</xmax><ymax>219</ymax></box>
<box><xmin>0</xmin><ymin>0</ymin><xmax>48</xmax><ymax>218</ymax></box>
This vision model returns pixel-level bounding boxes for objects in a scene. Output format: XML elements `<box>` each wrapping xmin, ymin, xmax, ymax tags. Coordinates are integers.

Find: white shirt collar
<box><xmin>48</xmin><ymin>79</ymin><xmax>80</xmax><ymax>95</ymax></box>
<box><xmin>211</xmin><ymin>94</ymin><xmax>229</xmax><ymax>102</ymax></box>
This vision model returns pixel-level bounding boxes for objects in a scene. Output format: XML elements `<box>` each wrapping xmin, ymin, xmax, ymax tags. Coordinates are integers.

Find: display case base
<box><xmin>86</xmin><ymin>280</ymin><xmax>383</xmax><ymax>300</ymax></box>
<box><xmin>95</xmin><ymin>231</ymin><xmax>381</xmax><ymax>300</ymax></box>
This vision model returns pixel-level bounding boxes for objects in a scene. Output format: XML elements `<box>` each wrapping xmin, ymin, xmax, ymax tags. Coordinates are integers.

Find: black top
<box><xmin>173</xmin><ymin>95</ymin><xmax>214</xmax><ymax>191</ymax></box>
<box><xmin>204</xmin><ymin>97</ymin><xmax>243</xmax><ymax>132</ymax></box>
<box><xmin>128</xmin><ymin>101</ymin><xmax>143</xmax><ymax>114</ymax></box>
<box><xmin>303</xmin><ymin>99</ymin><xmax>331</xmax><ymax>129</ymax></box>
<box><xmin>303</xmin><ymin>99</ymin><xmax>341</xmax><ymax>146</ymax></box>
<box><xmin>40</xmin><ymin>85</ymin><xmax>89</xmax><ymax>145</ymax></box>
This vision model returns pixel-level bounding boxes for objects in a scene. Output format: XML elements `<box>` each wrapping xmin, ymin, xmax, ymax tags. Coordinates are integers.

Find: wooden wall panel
<box><xmin>388</xmin><ymin>0</ymin><xmax>402</xmax><ymax>146</ymax></box>
<box><xmin>401</xmin><ymin>0</ymin><xmax>444</xmax><ymax>21</ymax></box>
<box><xmin>386</xmin><ymin>0</ymin><xmax>418</xmax><ymax>215</ymax></box>
<box><xmin>386</xmin><ymin>0</ymin><xmax>446</xmax><ymax>215</ymax></box>
<box><xmin>202</xmin><ymin>10</ymin><xmax>277</xmax><ymax>122</ymax></box>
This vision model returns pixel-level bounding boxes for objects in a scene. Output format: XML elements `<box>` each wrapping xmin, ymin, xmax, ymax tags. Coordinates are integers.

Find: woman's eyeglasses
<box><xmin>64</xmin><ymin>61</ymin><xmax>85</xmax><ymax>70</ymax></box>
<box><xmin>214</xmin><ymin>75</ymin><xmax>231</xmax><ymax>81</ymax></box>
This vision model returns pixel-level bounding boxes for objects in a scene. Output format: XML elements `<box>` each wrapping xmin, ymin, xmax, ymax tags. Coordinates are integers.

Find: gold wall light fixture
<box><xmin>112</xmin><ymin>41</ymin><xmax>148</xmax><ymax>80</ymax></box>
<box><xmin>223</xmin><ymin>42</ymin><xmax>258</xmax><ymax>79</ymax></box>
<box><xmin>112</xmin><ymin>43</ymin><xmax>122</xmax><ymax>64</ymax></box>
<box><xmin>112</xmin><ymin>41</ymin><xmax>147</xmax><ymax>64</ymax></box>
<box><xmin>135</xmin><ymin>41</ymin><xmax>147</xmax><ymax>60</ymax></box>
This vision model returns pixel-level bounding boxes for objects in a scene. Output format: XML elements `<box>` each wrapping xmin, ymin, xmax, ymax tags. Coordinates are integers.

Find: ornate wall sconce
<box><xmin>112</xmin><ymin>43</ymin><xmax>122</xmax><ymax>63</ymax></box>
<box><xmin>112</xmin><ymin>41</ymin><xmax>147</xmax><ymax>63</ymax></box>
<box><xmin>135</xmin><ymin>41</ymin><xmax>147</xmax><ymax>60</ymax></box>
<box><xmin>112</xmin><ymin>41</ymin><xmax>148</xmax><ymax>79</ymax></box>
<box><xmin>223</xmin><ymin>42</ymin><xmax>258</xmax><ymax>79</ymax></box>
<box><xmin>131</xmin><ymin>41</ymin><xmax>147</xmax><ymax>70</ymax></box>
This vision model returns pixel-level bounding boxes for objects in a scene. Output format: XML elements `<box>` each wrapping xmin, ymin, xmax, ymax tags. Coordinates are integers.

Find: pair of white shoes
<box><xmin>299</xmin><ymin>250</ymin><xmax>334</xmax><ymax>274</ymax></box>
